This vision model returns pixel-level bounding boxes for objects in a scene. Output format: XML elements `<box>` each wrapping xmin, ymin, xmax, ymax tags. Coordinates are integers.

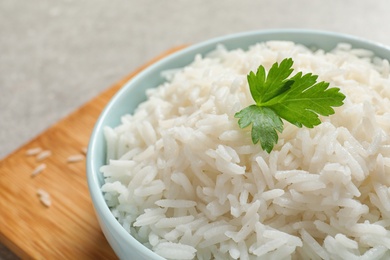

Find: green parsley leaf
<box><xmin>235</xmin><ymin>58</ymin><xmax>346</xmax><ymax>153</ymax></box>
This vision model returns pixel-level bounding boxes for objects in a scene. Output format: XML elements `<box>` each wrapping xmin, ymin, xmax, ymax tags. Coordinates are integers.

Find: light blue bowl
<box><xmin>86</xmin><ymin>29</ymin><xmax>390</xmax><ymax>259</ymax></box>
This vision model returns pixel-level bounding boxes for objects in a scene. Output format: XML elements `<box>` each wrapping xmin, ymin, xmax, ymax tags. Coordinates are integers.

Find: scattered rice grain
<box><xmin>31</xmin><ymin>163</ymin><xmax>46</xmax><ymax>177</ymax></box>
<box><xmin>67</xmin><ymin>154</ymin><xmax>85</xmax><ymax>163</ymax></box>
<box><xmin>37</xmin><ymin>188</ymin><xmax>51</xmax><ymax>207</ymax></box>
<box><xmin>36</xmin><ymin>150</ymin><xmax>52</xmax><ymax>161</ymax></box>
<box><xmin>25</xmin><ymin>147</ymin><xmax>42</xmax><ymax>156</ymax></box>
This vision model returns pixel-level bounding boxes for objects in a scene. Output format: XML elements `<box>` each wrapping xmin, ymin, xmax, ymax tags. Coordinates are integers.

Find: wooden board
<box><xmin>0</xmin><ymin>46</ymin><xmax>185</xmax><ymax>259</ymax></box>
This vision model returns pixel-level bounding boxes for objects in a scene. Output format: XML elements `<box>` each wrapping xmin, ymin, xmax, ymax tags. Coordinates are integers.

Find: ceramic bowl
<box><xmin>86</xmin><ymin>29</ymin><xmax>390</xmax><ymax>259</ymax></box>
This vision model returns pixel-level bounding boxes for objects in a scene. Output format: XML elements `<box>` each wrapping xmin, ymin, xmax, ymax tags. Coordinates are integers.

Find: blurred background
<box><xmin>1</xmin><ymin>0</ymin><xmax>390</xmax><ymax>258</ymax></box>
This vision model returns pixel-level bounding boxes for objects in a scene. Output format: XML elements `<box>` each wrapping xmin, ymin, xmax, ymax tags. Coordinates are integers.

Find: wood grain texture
<box><xmin>0</xmin><ymin>46</ymin><xmax>185</xmax><ymax>259</ymax></box>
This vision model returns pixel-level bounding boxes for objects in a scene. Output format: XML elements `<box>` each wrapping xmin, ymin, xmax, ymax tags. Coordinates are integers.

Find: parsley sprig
<box><xmin>235</xmin><ymin>58</ymin><xmax>345</xmax><ymax>153</ymax></box>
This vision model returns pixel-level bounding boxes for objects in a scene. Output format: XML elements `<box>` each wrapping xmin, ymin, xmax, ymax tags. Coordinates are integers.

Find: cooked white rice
<box><xmin>31</xmin><ymin>163</ymin><xmax>46</xmax><ymax>177</ymax></box>
<box><xmin>101</xmin><ymin>41</ymin><xmax>390</xmax><ymax>259</ymax></box>
<box><xmin>37</xmin><ymin>188</ymin><xmax>51</xmax><ymax>207</ymax></box>
<box><xmin>36</xmin><ymin>150</ymin><xmax>52</xmax><ymax>161</ymax></box>
<box><xmin>67</xmin><ymin>154</ymin><xmax>85</xmax><ymax>163</ymax></box>
<box><xmin>25</xmin><ymin>147</ymin><xmax>43</xmax><ymax>156</ymax></box>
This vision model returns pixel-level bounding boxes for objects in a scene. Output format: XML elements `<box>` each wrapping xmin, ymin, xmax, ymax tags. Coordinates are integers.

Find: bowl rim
<box><xmin>86</xmin><ymin>28</ymin><xmax>390</xmax><ymax>259</ymax></box>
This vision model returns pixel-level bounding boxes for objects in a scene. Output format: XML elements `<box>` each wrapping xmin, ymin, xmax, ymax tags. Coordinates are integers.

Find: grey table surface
<box><xmin>1</xmin><ymin>0</ymin><xmax>390</xmax><ymax>259</ymax></box>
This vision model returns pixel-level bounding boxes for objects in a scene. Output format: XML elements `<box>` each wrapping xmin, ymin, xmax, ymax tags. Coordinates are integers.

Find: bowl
<box><xmin>86</xmin><ymin>29</ymin><xmax>390</xmax><ymax>259</ymax></box>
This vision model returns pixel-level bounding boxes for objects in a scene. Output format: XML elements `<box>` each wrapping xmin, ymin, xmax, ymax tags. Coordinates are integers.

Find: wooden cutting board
<box><xmin>0</xmin><ymin>46</ymin><xmax>185</xmax><ymax>259</ymax></box>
